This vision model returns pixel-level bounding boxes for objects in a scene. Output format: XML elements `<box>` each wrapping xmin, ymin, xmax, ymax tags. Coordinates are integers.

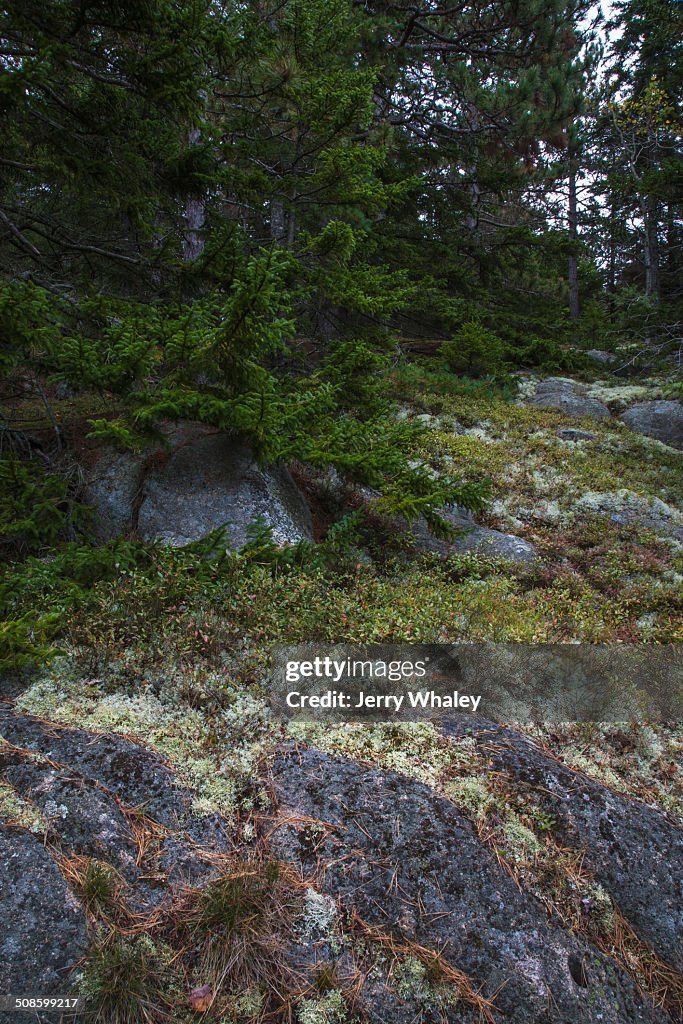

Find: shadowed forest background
<box><xmin>2</xmin><ymin>1</ymin><xmax>681</xmax><ymax>605</ymax></box>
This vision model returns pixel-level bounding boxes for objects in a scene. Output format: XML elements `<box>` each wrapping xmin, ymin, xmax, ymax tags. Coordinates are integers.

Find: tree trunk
<box><xmin>182</xmin><ymin>197</ymin><xmax>205</xmax><ymax>262</ymax></box>
<box><xmin>286</xmin><ymin>205</ymin><xmax>296</xmax><ymax>247</ymax></box>
<box><xmin>567</xmin><ymin>159</ymin><xmax>580</xmax><ymax>321</ymax></box>
<box><xmin>643</xmin><ymin>193</ymin><xmax>660</xmax><ymax>301</ymax></box>
<box><xmin>182</xmin><ymin>128</ymin><xmax>205</xmax><ymax>262</ymax></box>
<box><xmin>608</xmin><ymin>196</ymin><xmax>617</xmax><ymax>299</ymax></box>
<box><xmin>270</xmin><ymin>198</ymin><xmax>286</xmax><ymax>244</ymax></box>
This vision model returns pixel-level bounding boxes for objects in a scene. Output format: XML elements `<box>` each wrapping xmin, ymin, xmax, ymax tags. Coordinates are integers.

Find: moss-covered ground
<box><xmin>6</xmin><ymin>362</ymin><xmax>681</xmax><ymax>815</ymax></box>
<box><xmin>2</xmin><ymin>360</ymin><xmax>682</xmax><ymax>1021</ymax></box>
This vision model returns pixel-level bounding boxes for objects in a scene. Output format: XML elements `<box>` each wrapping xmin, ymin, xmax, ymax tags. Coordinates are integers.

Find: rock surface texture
<box><xmin>82</xmin><ymin>422</ymin><xmax>313</xmax><ymax>548</ymax></box>
<box><xmin>1</xmin><ymin>682</ymin><xmax>681</xmax><ymax>1023</ymax></box>
<box><xmin>525</xmin><ymin>378</ymin><xmax>612</xmax><ymax>419</ymax></box>
<box><xmin>440</xmin><ymin>720</ymin><xmax>683</xmax><ymax>973</ymax></box>
<box><xmin>621</xmin><ymin>400</ymin><xmax>683</xmax><ymax>450</ymax></box>
<box><xmin>0</xmin><ymin>825</ymin><xmax>89</xmax><ymax>1014</ymax></box>
<box><xmin>270</xmin><ymin>745</ymin><xmax>672</xmax><ymax>1023</ymax></box>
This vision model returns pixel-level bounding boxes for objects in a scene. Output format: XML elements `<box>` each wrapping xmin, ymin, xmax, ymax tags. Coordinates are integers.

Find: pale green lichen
<box><xmin>515</xmin><ymin>377</ymin><xmax>539</xmax><ymax>401</ymax></box>
<box><xmin>443</xmin><ymin>776</ymin><xmax>493</xmax><ymax>822</ymax></box>
<box><xmin>582</xmin><ymin>882</ymin><xmax>615</xmax><ymax>931</ymax></box>
<box><xmin>519</xmin><ymin>722</ymin><xmax>683</xmax><ymax>823</ymax></box>
<box><xmin>299</xmin><ymin>888</ymin><xmax>339</xmax><ymax>943</ymax></box>
<box><xmin>15</xmin><ymin>665</ymin><xmax>273</xmax><ymax>818</ymax></box>
<box><xmin>288</xmin><ymin>722</ymin><xmax>478</xmax><ymax>788</ymax></box>
<box><xmin>560</xmin><ymin>749</ymin><xmax>625</xmax><ymax>792</ymax></box>
<box><xmin>296</xmin><ymin>990</ymin><xmax>347</xmax><ymax>1024</ymax></box>
<box><xmin>501</xmin><ymin>815</ymin><xmax>543</xmax><ymax>862</ymax></box>
<box><xmin>0</xmin><ymin>778</ymin><xmax>47</xmax><ymax>833</ymax></box>
<box><xmin>391</xmin><ymin>955</ymin><xmax>460</xmax><ymax>1011</ymax></box>
<box><xmin>393</xmin><ymin>957</ymin><xmax>431</xmax><ymax>999</ymax></box>
<box><xmin>574</xmin><ymin>490</ymin><xmax>683</xmax><ymax>535</ymax></box>
<box><xmin>231</xmin><ymin>987</ymin><xmax>266</xmax><ymax>1019</ymax></box>
<box><xmin>585</xmin><ymin>382</ymin><xmax>662</xmax><ymax>410</ymax></box>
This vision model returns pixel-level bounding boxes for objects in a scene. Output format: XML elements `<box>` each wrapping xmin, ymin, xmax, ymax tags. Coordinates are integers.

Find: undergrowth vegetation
<box><xmin>2</xmin><ymin>360</ymin><xmax>682</xmax><ymax>1023</ymax></box>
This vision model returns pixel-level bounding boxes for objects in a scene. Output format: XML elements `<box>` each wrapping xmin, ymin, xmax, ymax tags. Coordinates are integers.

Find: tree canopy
<box><xmin>1</xmin><ymin>0</ymin><xmax>681</xmax><ymax>557</ymax></box>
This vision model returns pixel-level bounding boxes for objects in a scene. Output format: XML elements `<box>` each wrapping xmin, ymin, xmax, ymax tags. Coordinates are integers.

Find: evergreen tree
<box><xmin>601</xmin><ymin>0</ymin><xmax>683</xmax><ymax>304</ymax></box>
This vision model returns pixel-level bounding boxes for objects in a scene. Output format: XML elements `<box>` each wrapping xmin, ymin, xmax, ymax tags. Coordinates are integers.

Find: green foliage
<box><xmin>237</xmin><ymin>511</ymin><xmax>368</xmax><ymax>575</ymax></box>
<box><xmin>0</xmin><ymin>612</ymin><xmax>62</xmax><ymax>671</ymax></box>
<box><xmin>86</xmin><ymin>419</ymin><xmax>146</xmax><ymax>451</ymax></box>
<box><xmin>67</xmin><ymin>858</ymin><xmax>121</xmax><ymax>917</ymax></box>
<box><xmin>320</xmin><ymin>338</ymin><xmax>391</xmax><ymax>414</ymax></box>
<box><xmin>441</xmin><ymin>321</ymin><xmax>508</xmax><ymax>378</ymax></box>
<box><xmin>0</xmin><ymin>0</ymin><xmax>207</xmax><ymax>285</ymax></box>
<box><xmin>515</xmin><ymin>335</ymin><xmax>587</xmax><ymax>373</ymax></box>
<box><xmin>0</xmin><ymin>456</ymin><xmax>84</xmax><ymax>553</ymax></box>
<box><xmin>0</xmin><ymin>540</ymin><xmax>153</xmax><ymax>625</ymax></box>
<box><xmin>237</xmin><ymin>517</ymin><xmax>314</xmax><ymax>570</ymax></box>
<box><xmin>0</xmin><ymin>281</ymin><xmax>64</xmax><ymax>372</ymax></box>
<box><xmin>4</xmin><ymin>0</ymin><xmax>681</xmax><ymax>690</ymax></box>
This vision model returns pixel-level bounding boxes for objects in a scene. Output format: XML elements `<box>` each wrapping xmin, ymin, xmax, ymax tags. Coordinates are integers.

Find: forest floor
<box><xmin>1</xmin><ymin>359</ymin><xmax>682</xmax><ymax>1023</ymax></box>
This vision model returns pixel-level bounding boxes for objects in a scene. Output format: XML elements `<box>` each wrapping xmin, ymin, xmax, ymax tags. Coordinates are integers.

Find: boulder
<box><xmin>80</xmin><ymin>448</ymin><xmax>141</xmax><ymax>540</ymax></box>
<box><xmin>1</xmin><ymin>757</ymin><xmax>140</xmax><ymax>877</ymax></box>
<box><xmin>529</xmin><ymin>390</ymin><xmax>611</xmax><ymax>419</ymax></box>
<box><xmin>270</xmin><ymin>746</ymin><xmax>669</xmax><ymax>1024</ymax></box>
<box><xmin>534</xmin><ymin>377</ymin><xmax>580</xmax><ymax>395</ymax></box>
<box><xmin>0</xmin><ymin>825</ymin><xmax>88</xmax><ymax>1015</ymax></box>
<box><xmin>621</xmin><ymin>400</ymin><xmax>683</xmax><ymax>451</ymax></box>
<box><xmin>81</xmin><ymin>423</ymin><xmax>313</xmax><ymax>548</ymax></box>
<box><xmin>0</xmin><ymin>704</ymin><xmax>195</xmax><ymax>828</ymax></box>
<box><xmin>523</xmin><ymin>378</ymin><xmax>611</xmax><ymax>419</ymax></box>
<box><xmin>556</xmin><ymin>427</ymin><xmax>597</xmax><ymax>442</ymax></box>
<box><xmin>454</xmin><ymin>526</ymin><xmax>538</xmax><ymax>562</ymax></box>
<box><xmin>0</xmin><ymin>704</ymin><xmax>232</xmax><ymax>920</ymax></box>
<box><xmin>574</xmin><ymin>489</ymin><xmax>683</xmax><ymax>541</ymax></box>
<box><xmin>586</xmin><ymin>349</ymin><xmax>617</xmax><ymax>364</ymax></box>
<box><xmin>137</xmin><ymin>426</ymin><xmax>313</xmax><ymax>548</ymax></box>
<box><xmin>441</xmin><ymin>719</ymin><xmax>683</xmax><ymax>972</ymax></box>
<box><xmin>407</xmin><ymin>507</ymin><xmax>538</xmax><ymax>563</ymax></box>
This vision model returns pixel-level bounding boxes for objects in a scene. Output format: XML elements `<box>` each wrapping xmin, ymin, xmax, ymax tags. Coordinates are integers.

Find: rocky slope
<box><xmin>1</xmin><ymin>366</ymin><xmax>682</xmax><ymax>1022</ymax></box>
<box><xmin>1</xmin><ymin>688</ymin><xmax>682</xmax><ymax>1023</ymax></box>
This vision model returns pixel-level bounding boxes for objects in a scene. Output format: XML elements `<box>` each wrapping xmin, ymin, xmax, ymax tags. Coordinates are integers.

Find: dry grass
<box><xmin>350</xmin><ymin>912</ymin><xmax>497</xmax><ymax>1023</ymax></box>
<box><xmin>596</xmin><ymin>910</ymin><xmax>683</xmax><ymax>1020</ymax></box>
<box><xmin>59</xmin><ymin>855</ymin><xmax>124</xmax><ymax>921</ymax></box>
<box><xmin>171</xmin><ymin>858</ymin><xmax>304</xmax><ymax>1015</ymax></box>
